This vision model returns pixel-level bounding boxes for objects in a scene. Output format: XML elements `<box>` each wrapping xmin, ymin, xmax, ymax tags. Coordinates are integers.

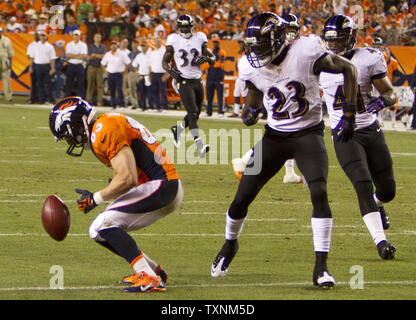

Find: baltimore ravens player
<box><xmin>49</xmin><ymin>96</ymin><xmax>183</xmax><ymax>293</ymax></box>
<box><xmin>231</xmin><ymin>13</ymin><xmax>304</xmax><ymax>184</ymax></box>
<box><xmin>211</xmin><ymin>13</ymin><xmax>359</xmax><ymax>288</ymax></box>
<box><xmin>162</xmin><ymin>14</ymin><xmax>215</xmax><ymax>158</ymax></box>
<box><xmin>320</xmin><ymin>14</ymin><xmax>396</xmax><ymax>260</ymax></box>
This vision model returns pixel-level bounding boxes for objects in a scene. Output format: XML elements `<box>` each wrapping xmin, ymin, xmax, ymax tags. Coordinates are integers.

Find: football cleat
<box><xmin>283</xmin><ymin>173</ymin><xmax>303</xmax><ymax>184</ymax></box>
<box><xmin>377</xmin><ymin>240</ymin><xmax>396</xmax><ymax>260</ymax></box>
<box><xmin>231</xmin><ymin>158</ymin><xmax>246</xmax><ymax>181</ymax></box>
<box><xmin>379</xmin><ymin>206</ymin><xmax>390</xmax><ymax>230</ymax></box>
<box><xmin>211</xmin><ymin>240</ymin><xmax>239</xmax><ymax>278</ymax></box>
<box><xmin>123</xmin><ymin>272</ymin><xmax>166</xmax><ymax>293</ymax></box>
<box><xmin>198</xmin><ymin>144</ymin><xmax>210</xmax><ymax>158</ymax></box>
<box><xmin>313</xmin><ymin>267</ymin><xmax>335</xmax><ymax>289</ymax></box>
<box><xmin>122</xmin><ymin>264</ymin><xmax>168</xmax><ymax>285</ymax></box>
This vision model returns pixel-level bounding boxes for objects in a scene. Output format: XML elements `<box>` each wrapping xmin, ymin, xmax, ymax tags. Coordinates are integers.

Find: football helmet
<box><xmin>176</xmin><ymin>15</ymin><xmax>195</xmax><ymax>39</ymax></box>
<box><xmin>372</xmin><ymin>36</ymin><xmax>384</xmax><ymax>48</ymax></box>
<box><xmin>285</xmin><ymin>14</ymin><xmax>300</xmax><ymax>41</ymax></box>
<box><xmin>244</xmin><ymin>13</ymin><xmax>287</xmax><ymax>68</ymax></box>
<box><xmin>322</xmin><ymin>14</ymin><xmax>356</xmax><ymax>55</ymax></box>
<box><xmin>49</xmin><ymin>96</ymin><xmax>96</xmax><ymax>157</ymax></box>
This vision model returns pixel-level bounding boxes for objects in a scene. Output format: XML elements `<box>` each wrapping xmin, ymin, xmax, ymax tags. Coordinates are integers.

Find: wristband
<box><xmin>342</xmin><ymin>102</ymin><xmax>357</xmax><ymax>114</ymax></box>
<box><xmin>93</xmin><ymin>192</ymin><xmax>104</xmax><ymax>205</ymax></box>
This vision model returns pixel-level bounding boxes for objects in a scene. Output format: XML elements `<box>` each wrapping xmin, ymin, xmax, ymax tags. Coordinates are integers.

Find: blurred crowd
<box><xmin>0</xmin><ymin>0</ymin><xmax>415</xmax><ymax>46</ymax></box>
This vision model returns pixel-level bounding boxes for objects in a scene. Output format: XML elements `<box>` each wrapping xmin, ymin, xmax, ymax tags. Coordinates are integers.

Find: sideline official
<box><xmin>65</xmin><ymin>29</ymin><xmax>87</xmax><ymax>98</ymax></box>
<box><xmin>30</xmin><ymin>31</ymin><xmax>56</xmax><ymax>104</ymax></box>
<box><xmin>101</xmin><ymin>40</ymin><xmax>131</xmax><ymax>109</ymax></box>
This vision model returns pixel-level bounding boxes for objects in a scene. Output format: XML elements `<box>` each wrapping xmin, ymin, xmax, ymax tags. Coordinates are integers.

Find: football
<box><xmin>41</xmin><ymin>195</ymin><xmax>71</xmax><ymax>241</ymax></box>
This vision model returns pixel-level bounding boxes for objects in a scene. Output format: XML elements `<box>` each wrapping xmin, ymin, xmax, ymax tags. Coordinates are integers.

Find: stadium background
<box><xmin>1</xmin><ymin>34</ymin><xmax>415</xmax><ymax>107</ymax></box>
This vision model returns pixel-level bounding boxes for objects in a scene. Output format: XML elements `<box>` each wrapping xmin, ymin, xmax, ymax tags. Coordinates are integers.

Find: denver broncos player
<box><xmin>320</xmin><ymin>15</ymin><xmax>397</xmax><ymax>260</ymax></box>
<box><xmin>162</xmin><ymin>14</ymin><xmax>215</xmax><ymax>157</ymax></box>
<box><xmin>211</xmin><ymin>13</ymin><xmax>359</xmax><ymax>288</ymax></box>
<box><xmin>49</xmin><ymin>96</ymin><xmax>183</xmax><ymax>293</ymax></box>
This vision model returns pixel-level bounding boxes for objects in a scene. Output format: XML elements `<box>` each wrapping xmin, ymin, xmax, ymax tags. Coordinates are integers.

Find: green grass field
<box><xmin>0</xmin><ymin>103</ymin><xmax>416</xmax><ymax>301</ymax></box>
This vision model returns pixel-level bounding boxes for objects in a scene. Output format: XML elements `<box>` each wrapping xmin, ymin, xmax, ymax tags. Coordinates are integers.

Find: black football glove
<box><xmin>241</xmin><ymin>106</ymin><xmax>261</xmax><ymax>126</ymax></box>
<box><xmin>168</xmin><ymin>66</ymin><xmax>182</xmax><ymax>81</ymax></box>
<box><xmin>194</xmin><ymin>56</ymin><xmax>212</xmax><ymax>65</ymax></box>
<box><xmin>334</xmin><ymin>114</ymin><xmax>356</xmax><ymax>142</ymax></box>
<box><xmin>75</xmin><ymin>189</ymin><xmax>98</xmax><ymax>214</ymax></box>
<box><xmin>366</xmin><ymin>95</ymin><xmax>394</xmax><ymax>114</ymax></box>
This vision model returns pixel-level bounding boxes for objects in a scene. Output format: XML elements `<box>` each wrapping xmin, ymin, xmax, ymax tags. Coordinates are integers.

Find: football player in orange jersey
<box><xmin>49</xmin><ymin>96</ymin><xmax>183</xmax><ymax>293</ymax></box>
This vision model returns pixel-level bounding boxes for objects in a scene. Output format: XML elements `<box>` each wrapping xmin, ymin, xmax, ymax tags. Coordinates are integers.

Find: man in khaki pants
<box><xmin>0</xmin><ymin>27</ymin><xmax>14</xmax><ymax>102</ymax></box>
<box><xmin>86</xmin><ymin>33</ymin><xmax>106</xmax><ymax>106</ymax></box>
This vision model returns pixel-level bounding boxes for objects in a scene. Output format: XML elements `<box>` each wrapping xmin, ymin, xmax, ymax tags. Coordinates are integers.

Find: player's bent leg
<box><xmin>89</xmin><ymin>180</ymin><xmax>183</xmax><ymax>292</ymax></box>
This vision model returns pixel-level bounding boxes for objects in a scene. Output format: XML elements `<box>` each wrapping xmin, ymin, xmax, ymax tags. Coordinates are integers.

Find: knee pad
<box><xmin>376</xmin><ymin>180</ymin><xmax>396</xmax><ymax>203</ymax></box>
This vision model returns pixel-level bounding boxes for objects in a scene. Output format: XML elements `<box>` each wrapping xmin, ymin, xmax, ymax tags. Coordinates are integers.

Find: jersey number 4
<box><xmin>333</xmin><ymin>85</ymin><xmax>366</xmax><ymax>113</ymax></box>
<box><xmin>268</xmin><ymin>81</ymin><xmax>309</xmax><ymax>120</ymax></box>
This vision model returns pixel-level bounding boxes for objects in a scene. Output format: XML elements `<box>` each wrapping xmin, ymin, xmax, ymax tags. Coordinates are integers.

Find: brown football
<box><xmin>41</xmin><ymin>195</ymin><xmax>71</xmax><ymax>241</ymax></box>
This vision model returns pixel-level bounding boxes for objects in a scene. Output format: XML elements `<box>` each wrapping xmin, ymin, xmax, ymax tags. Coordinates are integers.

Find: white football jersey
<box><xmin>320</xmin><ymin>47</ymin><xmax>388</xmax><ymax>129</ymax></box>
<box><xmin>238</xmin><ymin>35</ymin><xmax>329</xmax><ymax>132</ymax></box>
<box><xmin>166</xmin><ymin>32</ymin><xmax>208</xmax><ymax>80</ymax></box>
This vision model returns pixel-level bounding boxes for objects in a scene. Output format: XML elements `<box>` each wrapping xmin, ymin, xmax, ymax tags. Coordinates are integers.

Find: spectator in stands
<box><xmin>36</xmin><ymin>14</ymin><xmax>49</xmax><ymax>34</ymax></box>
<box><xmin>86</xmin><ymin>32</ymin><xmax>106</xmax><ymax>106</ymax></box>
<box><xmin>132</xmin><ymin>42</ymin><xmax>151</xmax><ymax>111</ymax></box>
<box><xmin>385</xmin><ymin>21</ymin><xmax>401</xmax><ymax>45</ymax></box>
<box><xmin>209</xmin><ymin>18</ymin><xmax>222</xmax><ymax>40</ymax></box>
<box><xmin>101</xmin><ymin>40</ymin><xmax>131</xmax><ymax>109</ymax></box>
<box><xmin>160</xmin><ymin>1</ymin><xmax>178</xmax><ymax>22</ymax></box>
<box><xmin>63</xmin><ymin>12</ymin><xmax>79</xmax><ymax>35</ymax></box>
<box><xmin>205</xmin><ymin>40</ymin><xmax>226</xmax><ymax>117</ymax></box>
<box><xmin>31</xmin><ymin>31</ymin><xmax>56</xmax><ymax>104</ymax></box>
<box><xmin>6</xmin><ymin>16</ymin><xmax>25</xmax><ymax>33</ymax></box>
<box><xmin>65</xmin><ymin>29</ymin><xmax>88</xmax><ymax>98</ymax></box>
<box><xmin>149</xmin><ymin>37</ymin><xmax>168</xmax><ymax>112</ymax></box>
<box><xmin>0</xmin><ymin>27</ymin><xmax>14</xmax><ymax>102</ymax></box>
<box><xmin>126</xmin><ymin>39</ymin><xmax>141</xmax><ymax>109</ymax></box>
<box><xmin>26</xmin><ymin>15</ymin><xmax>38</xmax><ymax>34</ymax></box>
<box><xmin>134</xmin><ymin>5</ymin><xmax>151</xmax><ymax>27</ymax></box>
<box><xmin>113</xmin><ymin>0</ymin><xmax>129</xmax><ymax>19</ymax></box>
<box><xmin>77</xmin><ymin>0</ymin><xmax>94</xmax><ymax>26</ymax></box>
<box><xmin>220</xmin><ymin>23</ymin><xmax>235</xmax><ymax>40</ymax></box>
<box><xmin>152</xmin><ymin>17</ymin><xmax>167</xmax><ymax>39</ymax></box>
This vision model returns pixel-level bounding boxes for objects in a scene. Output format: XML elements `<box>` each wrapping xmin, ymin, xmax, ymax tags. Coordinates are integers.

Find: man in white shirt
<box><xmin>149</xmin><ymin>38</ymin><xmax>168</xmax><ymax>111</ymax></box>
<box><xmin>30</xmin><ymin>31</ymin><xmax>56</xmax><ymax>104</ymax></box>
<box><xmin>101</xmin><ymin>41</ymin><xmax>131</xmax><ymax>109</ymax></box>
<box><xmin>134</xmin><ymin>6</ymin><xmax>151</xmax><ymax>28</ymax></box>
<box><xmin>6</xmin><ymin>17</ymin><xmax>25</xmax><ymax>33</ymax></box>
<box><xmin>132</xmin><ymin>42</ymin><xmax>151</xmax><ymax>111</ymax></box>
<box><xmin>26</xmin><ymin>32</ymin><xmax>40</xmax><ymax>103</ymax></box>
<box><xmin>160</xmin><ymin>1</ymin><xmax>177</xmax><ymax>22</ymax></box>
<box><xmin>65</xmin><ymin>29</ymin><xmax>88</xmax><ymax>98</ymax></box>
<box><xmin>36</xmin><ymin>14</ymin><xmax>49</xmax><ymax>33</ymax></box>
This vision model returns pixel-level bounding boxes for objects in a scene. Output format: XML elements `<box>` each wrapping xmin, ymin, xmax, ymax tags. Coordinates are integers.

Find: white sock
<box><xmin>143</xmin><ymin>253</ymin><xmax>158</xmax><ymax>272</ymax></box>
<box><xmin>311</xmin><ymin>218</ymin><xmax>333</xmax><ymax>252</ymax></box>
<box><xmin>234</xmin><ymin>103</ymin><xmax>240</xmax><ymax>114</ymax></box>
<box><xmin>225</xmin><ymin>212</ymin><xmax>246</xmax><ymax>240</ymax></box>
<box><xmin>284</xmin><ymin>159</ymin><xmax>296</xmax><ymax>175</ymax></box>
<box><xmin>131</xmin><ymin>253</ymin><xmax>157</xmax><ymax>277</ymax></box>
<box><xmin>363</xmin><ymin>212</ymin><xmax>386</xmax><ymax>245</ymax></box>
<box><xmin>373</xmin><ymin>193</ymin><xmax>383</xmax><ymax>208</ymax></box>
<box><xmin>241</xmin><ymin>148</ymin><xmax>254</xmax><ymax>165</ymax></box>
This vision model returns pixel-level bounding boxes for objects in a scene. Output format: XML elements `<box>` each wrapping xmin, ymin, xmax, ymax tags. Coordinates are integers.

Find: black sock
<box><xmin>314</xmin><ymin>251</ymin><xmax>328</xmax><ymax>270</ymax></box>
<box><xmin>98</xmin><ymin>227</ymin><xmax>141</xmax><ymax>264</ymax></box>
